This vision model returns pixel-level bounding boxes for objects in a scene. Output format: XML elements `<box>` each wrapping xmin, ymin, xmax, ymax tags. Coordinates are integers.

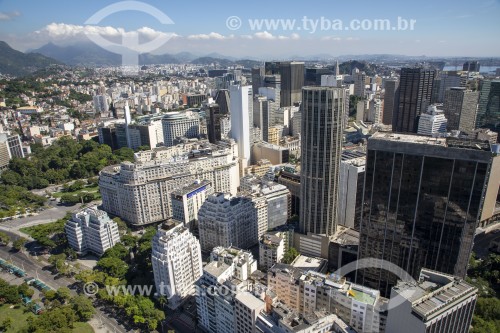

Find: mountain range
<box><xmin>28</xmin><ymin>42</ymin><xmax>262</xmax><ymax>68</ymax></box>
<box><xmin>0</xmin><ymin>41</ymin><xmax>61</xmax><ymax>76</ymax></box>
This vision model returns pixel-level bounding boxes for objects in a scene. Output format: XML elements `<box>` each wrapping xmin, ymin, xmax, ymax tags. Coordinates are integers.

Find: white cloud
<box><xmin>321</xmin><ymin>36</ymin><xmax>341</xmax><ymax>41</ymax></box>
<box><xmin>290</xmin><ymin>33</ymin><xmax>300</xmax><ymax>40</ymax></box>
<box><xmin>187</xmin><ymin>32</ymin><xmax>227</xmax><ymax>40</ymax></box>
<box><xmin>33</xmin><ymin>23</ymin><xmax>179</xmax><ymax>42</ymax></box>
<box><xmin>0</xmin><ymin>11</ymin><xmax>20</xmax><ymax>21</ymax></box>
<box><xmin>254</xmin><ymin>31</ymin><xmax>276</xmax><ymax>40</ymax></box>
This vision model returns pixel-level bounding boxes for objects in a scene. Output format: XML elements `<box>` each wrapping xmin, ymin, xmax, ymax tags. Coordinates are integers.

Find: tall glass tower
<box><xmin>300</xmin><ymin>87</ymin><xmax>346</xmax><ymax>236</ymax></box>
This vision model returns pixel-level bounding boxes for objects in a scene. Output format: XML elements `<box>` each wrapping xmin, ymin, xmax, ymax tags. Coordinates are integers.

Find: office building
<box><xmin>151</xmin><ymin>220</ymin><xmax>203</xmax><ymax>309</ymax></box>
<box><xmin>98</xmin><ymin>126</ymin><xmax>118</xmax><ymax>150</ymax></box>
<box><xmin>476</xmin><ymin>80</ymin><xmax>500</xmax><ymax>139</ymax></box>
<box><xmin>65</xmin><ymin>207</ymin><xmax>120</xmax><ymax>256</ymax></box>
<box><xmin>215</xmin><ymin>89</ymin><xmax>230</xmax><ymax>115</ymax></box>
<box><xmin>383</xmin><ymin>79</ymin><xmax>399</xmax><ymax>126</ymax></box>
<box><xmin>353</xmin><ymin>71</ymin><xmax>367</xmax><ymax>98</ymax></box>
<box><xmin>252</xmin><ymin>67</ymin><xmax>265</xmax><ymax>94</ymax></box>
<box><xmin>171</xmin><ymin>180</ymin><xmax>213</xmax><ymax>230</ymax></box>
<box><xmin>436</xmin><ymin>71</ymin><xmax>466</xmax><ymax>103</ymax></box>
<box><xmin>393</xmin><ymin>68</ymin><xmax>436</xmax><ymax>133</ymax></box>
<box><xmin>99</xmin><ymin>141</ymin><xmax>239</xmax><ymax>225</ymax></box>
<box><xmin>265</xmin><ymin>61</ymin><xmax>305</xmax><ymax>107</ymax></box>
<box><xmin>417</xmin><ymin>105</ymin><xmax>448</xmax><ymax>136</ymax></box>
<box><xmin>93</xmin><ymin>95</ymin><xmax>109</xmax><ymax>113</ymax></box>
<box><xmin>128</xmin><ymin>117</ymin><xmax>164</xmax><ymax>149</ymax></box>
<box><xmin>198</xmin><ymin>193</ymin><xmax>268</xmax><ymax>252</ymax></box>
<box><xmin>300</xmin><ymin>87</ymin><xmax>346</xmax><ymax>236</ymax></box>
<box><xmin>463</xmin><ymin>61</ymin><xmax>480</xmax><ymax>72</ymax></box>
<box><xmin>338</xmin><ymin>154</ymin><xmax>366</xmax><ymax>230</ymax></box>
<box><xmin>252</xmin><ymin>142</ymin><xmax>290</xmax><ymax>165</ymax></box>
<box><xmin>358</xmin><ymin>133</ymin><xmax>496</xmax><ymax>296</ymax></box>
<box><xmin>240</xmin><ymin>175</ymin><xmax>291</xmax><ymax>230</ymax></box>
<box><xmin>0</xmin><ymin>133</ymin><xmax>25</xmax><ymax>169</ymax></box>
<box><xmin>195</xmin><ymin>246</ymin><xmax>261</xmax><ymax>333</ymax></box>
<box><xmin>278</xmin><ymin>170</ymin><xmax>301</xmax><ymax>216</ymax></box>
<box><xmin>162</xmin><ymin>112</ymin><xmax>200</xmax><ymax>147</ymax></box>
<box><xmin>206</xmin><ymin>103</ymin><xmax>230</xmax><ymax>144</ymax></box>
<box><xmin>253</xmin><ymin>96</ymin><xmax>270</xmax><ymax>142</ymax></box>
<box><xmin>386</xmin><ymin>269</ymin><xmax>477</xmax><ymax>333</ymax></box>
<box><xmin>230</xmin><ymin>85</ymin><xmax>253</xmax><ymax>169</ymax></box>
<box><xmin>443</xmin><ymin>87</ymin><xmax>479</xmax><ymax>134</ymax></box>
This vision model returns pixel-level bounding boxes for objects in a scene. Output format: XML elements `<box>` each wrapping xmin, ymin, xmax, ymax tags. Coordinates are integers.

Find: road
<box><xmin>0</xmin><ymin>245</ymin><xmax>128</xmax><ymax>333</ymax></box>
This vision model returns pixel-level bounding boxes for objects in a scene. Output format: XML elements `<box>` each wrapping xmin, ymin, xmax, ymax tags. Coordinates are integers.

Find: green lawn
<box><xmin>0</xmin><ymin>304</ymin><xmax>95</xmax><ymax>333</ymax></box>
<box><xmin>72</xmin><ymin>322</ymin><xmax>95</xmax><ymax>333</ymax></box>
<box><xmin>0</xmin><ymin>304</ymin><xmax>34</xmax><ymax>332</ymax></box>
<box><xmin>52</xmin><ymin>184</ymin><xmax>101</xmax><ymax>199</ymax></box>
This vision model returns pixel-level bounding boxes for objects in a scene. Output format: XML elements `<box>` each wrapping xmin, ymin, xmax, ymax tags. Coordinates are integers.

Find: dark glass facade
<box><xmin>358</xmin><ymin>135</ymin><xmax>493</xmax><ymax>296</ymax></box>
<box><xmin>477</xmin><ymin>80</ymin><xmax>500</xmax><ymax>141</ymax></box>
<box><xmin>393</xmin><ymin>68</ymin><xmax>436</xmax><ymax>133</ymax></box>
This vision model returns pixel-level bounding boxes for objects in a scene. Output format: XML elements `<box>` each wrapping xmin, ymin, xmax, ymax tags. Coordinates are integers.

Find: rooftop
<box><xmin>370</xmin><ymin>132</ymin><xmax>491</xmax><ymax>152</ymax></box>
<box><xmin>291</xmin><ymin>255</ymin><xmax>327</xmax><ymax>273</ymax></box>
<box><xmin>235</xmin><ymin>292</ymin><xmax>265</xmax><ymax>310</ymax></box>
<box><xmin>393</xmin><ymin>269</ymin><xmax>477</xmax><ymax>321</ymax></box>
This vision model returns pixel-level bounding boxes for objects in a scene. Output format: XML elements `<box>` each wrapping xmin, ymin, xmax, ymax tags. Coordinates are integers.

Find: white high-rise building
<box><xmin>230</xmin><ymin>85</ymin><xmax>253</xmax><ymax>171</ymax></box>
<box><xmin>386</xmin><ymin>269</ymin><xmax>477</xmax><ymax>333</ymax></box>
<box><xmin>198</xmin><ymin>193</ymin><xmax>267</xmax><ymax>252</ymax></box>
<box><xmin>338</xmin><ymin>155</ymin><xmax>366</xmax><ymax>230</ymax></box>
<box><xmin>417</xmin><ymin>105</ymin><xmax>448</xmax><ymax>136</ymax></box>
<box><xmin>162</xmin><ymin>111</ymin><xmax>200</xmax><ymax>147</ymax></box>
<box><xmin>151</xmin><ymin>220</ymin><xmax>203</xmax><ymax>310</ymax></box>
<box><xmin>65</xmin><ymin>207</ymin><xmax>120</xmax><ymax>256</ymax></box>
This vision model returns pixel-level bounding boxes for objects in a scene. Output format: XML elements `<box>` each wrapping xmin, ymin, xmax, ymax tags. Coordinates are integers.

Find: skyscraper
<box><xmin>251</xmin><ymin>67</ymin><xmax>265</xmax><ymax>95</ymax></box>
<box><xmin>265</xmin><ymin>61</ymin><xmax>305</xmax><ymax>107</ymax></box>
<box><xmin>358</xmin><ymin>132</ymin><xmax>495</xmax><ymax>296</ymax></box>
<box><xmin>476</xmin><ymin>80</ymin><xmax>500</xmax><ymax>140</ymax></box>
<box><xmin>206</xmin><ymin>104</ymin><xmax>229</xmax><ymax>144</ymax></box>
<box><xmin>443</xmin><ymin>87</ymin><xmax>479</xmax><ymax>134</ymax></box>
<box><xmin>151</xmin><ymin>220</ymin><xmax>203</xmax><ymax>309</ymax></box>
<box><xmin>463</xmin><ymin>61</ymin><xmax>480</xmax><ymax>72</ymax></box>
<box><xmin>393</xmin><ymin>68</ymin><xmax>436</xmax><ymax>133</ymax></box>
<box><xmin>215</xmin><ymin>89</ymin><xmax>230</xmax><ymax>115</ymax></box>
<box><xmin>383</xmin><ymin>79</ymin><xmax>399</xmax><ymax>126</ymax></box>
<box><xmin>300</xmin><ymin>87</ymin><xmax>346</xmax><ymax>236</ymax></box>
<box><xmin>436</xmin><ymin>71</ymin><xmax>466</xmax><ymax>103</ymax></box>
<box><xmin>230</xmin><ymin>85</ymin><xmax>253</xmax><ymax>168</ymax></box>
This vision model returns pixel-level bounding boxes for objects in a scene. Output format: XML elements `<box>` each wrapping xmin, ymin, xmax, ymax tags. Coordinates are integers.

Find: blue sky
<box><xmin>0</xmin><ymin>0</ymin><xmax>499</xmax><ymax>57</ymax></box>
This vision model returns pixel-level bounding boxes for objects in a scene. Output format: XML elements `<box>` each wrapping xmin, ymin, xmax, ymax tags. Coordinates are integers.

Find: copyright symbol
<box><xmin>226</xmin><ymin>16</ymin><xmax>242</xmax><ymax>30</ymax></box>
<box><xmin>83</xmin><ymin>282</ymin><xmax>99</xmax><ymax>296</ymax></box>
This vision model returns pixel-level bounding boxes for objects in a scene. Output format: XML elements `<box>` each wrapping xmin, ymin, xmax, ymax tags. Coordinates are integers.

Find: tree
<box><xmin>71</xmin><ymin>295</ymin><xmax>96</xmax><ymax>321</ymax></box>
<box><xmin>0</xmin><ymin>231</ymin><xmax>10</xmax><ymax>245</ymax></box>
<box><xmin>18</xmin><ymin>282</ymin><xmax>34</xmax><ymax>297</ymax></box>
<box><xmin>56</xmin><ymin>287</ymin><xmax>72</xmax><ymax>303</ymax></box>
<box><xmin>282</xmin><ymin>247</ymin><xmax>299</xmax><ymax>264</ymax></box>
<box><xmin>0</xmin><ymin>278</ymin><xmax>20</xmax><ymax>304</ymax></box>
<box><xmin>102</xmin><ymin>243</ymin><xmax>129</xmax><ymax>260</ymax></box>
<box><xmin>12</xmin><ymin>237</ymin><xmax>27</xmax><ymax>251</ymax></box>
<box><xmin>96</xmin><ymin>257</ymin><xmax>128</xmax><ymax>279</ymax></box>
<box><xmin>49</xmin><ymin>253</ymin><xmax>69</xmax><ymax>275</ymax></box>
<box><xmin>0</xmin><ymin>318</ymin><xmax>13</xmax><ymax>331</ymax></box>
